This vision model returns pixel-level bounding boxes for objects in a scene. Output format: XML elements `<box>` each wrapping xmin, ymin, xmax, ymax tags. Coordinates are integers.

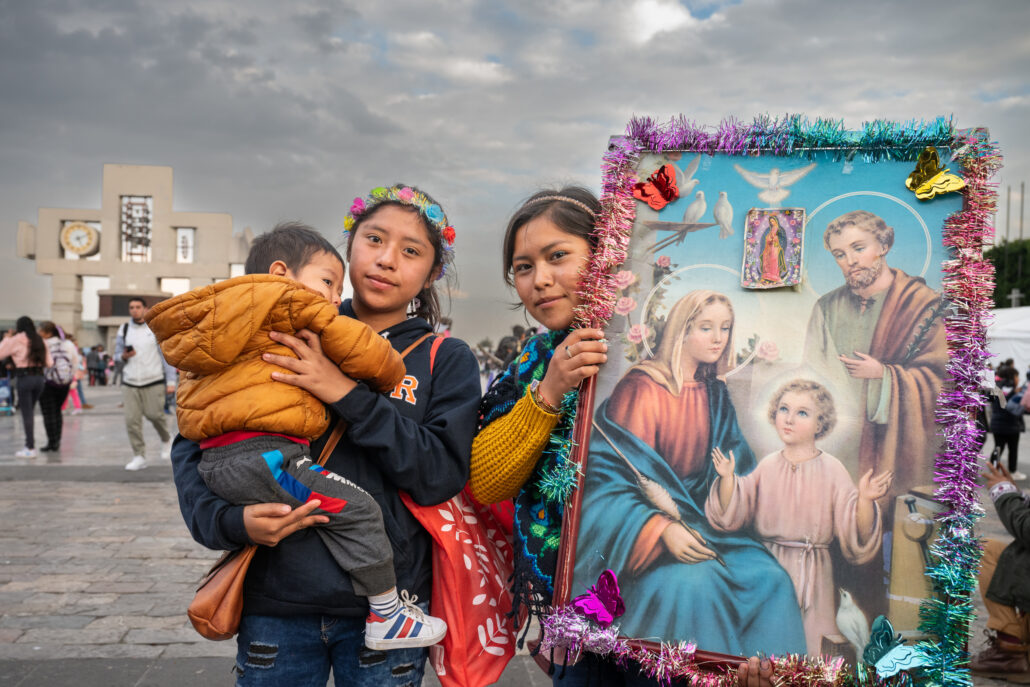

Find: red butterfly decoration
<box><xmin>633</xmin><ymin>163</ymin><xmax>680</xmax><ymax>210</ymax></box>
<box><xmin>572</xmin><ymin>569</ymin><xmax>625</xmax><ymax>628</ymax></box>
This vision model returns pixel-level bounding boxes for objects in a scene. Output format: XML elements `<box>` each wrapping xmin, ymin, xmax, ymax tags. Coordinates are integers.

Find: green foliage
<box><xmin>986</xmin><ymin>239</ymin><xmax>1030</xmax><ymax>309</ymax></box>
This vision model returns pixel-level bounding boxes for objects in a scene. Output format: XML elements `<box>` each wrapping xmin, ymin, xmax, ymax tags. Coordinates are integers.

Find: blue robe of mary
<box><xmin>573</xmin><ymin>379</ymin><xmax>806</xmax><ymax>657</ymax></box>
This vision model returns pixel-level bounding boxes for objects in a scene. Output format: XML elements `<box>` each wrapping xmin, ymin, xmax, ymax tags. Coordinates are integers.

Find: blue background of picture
<box><xmin>653</xmin><ymin>150</ymin><xmax>962</xmax><ymax>294</ymax></box>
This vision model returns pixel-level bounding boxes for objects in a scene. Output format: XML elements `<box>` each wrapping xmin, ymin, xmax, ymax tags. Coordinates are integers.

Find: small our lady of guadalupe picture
<box><xmin>741</xmin><ymin>208</ymin><xmax>806</xmax><ymax>289</ymax></box>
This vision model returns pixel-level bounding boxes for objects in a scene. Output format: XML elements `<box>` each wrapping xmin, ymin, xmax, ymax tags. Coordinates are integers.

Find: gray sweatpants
<box><xmin>198</xmin><ymin>436</ymin><xmax>395</xmax><ymax>597</ymax></box>
<box><xmin>123</xmin><ymin>382</ymin><xmax>171</xmax><ymax>456</ymax></box>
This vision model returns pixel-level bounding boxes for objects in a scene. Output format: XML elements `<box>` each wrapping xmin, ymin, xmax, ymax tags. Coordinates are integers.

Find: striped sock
<box><xmin>368</xmin><ymin>589</ymin><xmax>400</xmax><ymax>617</ymax></box>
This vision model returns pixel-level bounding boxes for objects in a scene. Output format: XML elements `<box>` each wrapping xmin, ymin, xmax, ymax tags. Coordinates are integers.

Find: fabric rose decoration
<box><xmin>442</xmin><ymin>226</ymin><xmax>456</xmax><ymax>246</ymax></box>
<box><xmin>426</xmin><ymin>204</ymin><xmax>445</xmax><ymax>224</ymax></box>
<box><xmin>397</xmin><ymin>187</ymin><xmax>415</xmax><ymax>202</ymax></box>
<box><xmin>655</xmin><ymin>255</ymin><xmax>671</xmax><ymax>268</ymax></box>
<box><xmin>349</xmin><ymin>197</ymin><xmax>365</xmax><ymax>215</ymax></box>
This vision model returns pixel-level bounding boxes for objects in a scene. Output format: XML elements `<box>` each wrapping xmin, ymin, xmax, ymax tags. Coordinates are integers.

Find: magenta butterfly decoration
<box><xmin>572</xmin><ymin>569</ymin><xmax>625</xmax><ymax>628</ymax></box>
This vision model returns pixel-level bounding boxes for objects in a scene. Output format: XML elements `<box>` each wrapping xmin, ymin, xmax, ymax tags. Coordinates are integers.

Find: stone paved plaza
<box><xmin>0</xmin><ymin>384</ymin><xmax>1018</xmax><ymax>685</ymax></box>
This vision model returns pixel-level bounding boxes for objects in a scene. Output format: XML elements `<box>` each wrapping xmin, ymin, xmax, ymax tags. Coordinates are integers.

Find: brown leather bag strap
<box><xmin>317</xmin><ymin>421</ymin><xmax>346</xmax><ymax>466</ymax></box>
<box><xmin>399</xmin><ymin>331</ymin><xmax>434</xmax><ymax>359</ymax></box>
<box><xmin>316</xmin><ymin>331</ymin><xmax>435</xmax><ymax>466</ymax></box>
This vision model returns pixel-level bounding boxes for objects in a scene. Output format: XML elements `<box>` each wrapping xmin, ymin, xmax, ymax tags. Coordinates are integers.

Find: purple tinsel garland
<box><xmin>558</xmin><ymin>115</ymin><xmax>1002</xmax><ymax>686</ymax></box>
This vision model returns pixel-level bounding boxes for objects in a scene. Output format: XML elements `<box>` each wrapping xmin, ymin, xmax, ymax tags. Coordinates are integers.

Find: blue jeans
<box><xmin>235</xmin><ymin>613</ymin><xmax>429</xmax><ymax>687</ymax></box>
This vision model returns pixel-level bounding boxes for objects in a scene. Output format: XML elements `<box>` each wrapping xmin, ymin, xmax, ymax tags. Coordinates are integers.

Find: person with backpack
<box><xmin>989</xmin><ymin>374</ymin><xmax>1026</xmax><ymax>480</ymax></box>
<box><xmin>0</xmin><ymin>317</ymin><xmax>51</xmax><ymax>458</ymax></box>
<box><xmin>116</xmin><ymin>297</ymin><xmax>177</xmax><ymax>470</ymax></box>
<box><xmin>37</xmin><ymin>321</ymin><xmax>79</xmax><ymax>453</ymax></box>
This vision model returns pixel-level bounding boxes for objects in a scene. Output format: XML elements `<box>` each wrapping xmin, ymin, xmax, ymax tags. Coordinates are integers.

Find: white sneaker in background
<box><xmin>1011</xmin><ymin>471</ymin><xmax>1027</xmax><ymax>480</ymax></box>
<box><xmin>71</xmin><ymin>409</ymin><xmax>82</xmax><ymax>416</ymax></box>
<box><xmin>14</xmin><ymin>447</ymin><xmax>37</xmax><ymax>459</ymax></box>
<box><xmin>160</xmin><ymin>440</ymin><xmax>173</xmax><ymax>459</ymax></box>
<box><xmin>125</xmin><ymin>455</ymin><xmax>147</xmax><ymax>471</ymax></box>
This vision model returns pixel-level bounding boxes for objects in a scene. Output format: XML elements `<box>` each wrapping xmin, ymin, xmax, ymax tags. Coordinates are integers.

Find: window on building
<box><xmin>175</xmin><ymin>227</ymin><xmax>196</xmax><ymax>263</ymax></box>
<box><xmin>229</xmin><ymin>263</ymin><xmax>245</xmax><ymax>278</ymax></box>
<box><xmin>160</xmin><ymin>277</ymin><xmax>192</xmax><ymax>297</ymax></box>
<box><xmin>120</xmin><ymin>196</ymin><xmax>153</xmax><ymax>263</ymax></box>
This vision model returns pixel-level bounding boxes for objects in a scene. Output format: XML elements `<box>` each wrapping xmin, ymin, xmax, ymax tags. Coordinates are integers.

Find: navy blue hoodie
<box><xmin>170</xmin><ymin>301</ymin><xmax>481</xmax><ymax>616</ymax></box>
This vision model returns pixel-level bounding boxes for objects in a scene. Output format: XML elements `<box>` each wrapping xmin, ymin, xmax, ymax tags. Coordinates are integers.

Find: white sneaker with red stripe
<box><xmin>364</xmin><ymin>591</ymin><xmax>447</xmax><ymax>650</ymax></box>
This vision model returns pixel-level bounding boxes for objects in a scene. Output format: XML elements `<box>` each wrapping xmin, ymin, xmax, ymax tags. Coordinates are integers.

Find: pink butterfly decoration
<box><xmin>572</xmin><ymin>569</ymin><xmax>625</xmax><ymax>628</ymax></box>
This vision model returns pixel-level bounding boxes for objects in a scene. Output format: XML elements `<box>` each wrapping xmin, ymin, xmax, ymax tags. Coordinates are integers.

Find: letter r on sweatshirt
<box><xmin>389</xmin><ymin>375</ymin><xmax>419</xmax><ymax>405</ymax></box>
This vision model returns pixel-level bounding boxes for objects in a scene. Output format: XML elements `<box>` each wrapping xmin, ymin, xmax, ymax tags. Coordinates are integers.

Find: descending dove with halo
<box><xmin>734</xmin><ymin>162</ymin><xmax>817</xmax><ymax>206</ymax></box>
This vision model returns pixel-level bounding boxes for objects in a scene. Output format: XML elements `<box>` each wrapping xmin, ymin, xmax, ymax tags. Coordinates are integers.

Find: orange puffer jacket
<box><xmin>146</xmin><ymin>274</ymin><xmax>405</xmax><ymax>442</ymax></box>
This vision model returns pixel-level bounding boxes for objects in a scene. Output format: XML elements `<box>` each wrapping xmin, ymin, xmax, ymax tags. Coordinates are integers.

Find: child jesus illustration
<box><xmin>704</xmin><ymin>379</ymin><xmax>893</xmax><ymax>654</ymax></box>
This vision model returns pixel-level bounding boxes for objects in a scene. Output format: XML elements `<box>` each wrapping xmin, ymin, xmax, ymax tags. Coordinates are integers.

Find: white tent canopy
<box><xmin>988</xmin><ymin>306</ymin><xmax>1030</xmax><ymax>373</ymax></box>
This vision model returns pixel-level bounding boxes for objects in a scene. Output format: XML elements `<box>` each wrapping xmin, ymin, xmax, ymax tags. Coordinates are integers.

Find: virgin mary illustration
<box><xmin>575</xmin><ymin>290</ymin><xmax>806</xmax><ymax>657</ymax></box>
<box><xmin>760</xmin><ymin>214</ymin><xmax>788</xmax><ymax>284</ymax></box>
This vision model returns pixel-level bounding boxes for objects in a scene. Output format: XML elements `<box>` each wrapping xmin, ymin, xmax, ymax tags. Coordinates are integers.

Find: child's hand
<box><xmin>536</xmin><ymin>328</ymin><xmax>607</xmax><ymax>409</ymax></box>
<box><xmin>712</xmin><ymin>447</ymin><xmax>736</xmax><ymax>480</ymax></box>
<box><xmin>858</xmin><ymin>468</ymin><xmax>892</xmax><ymax>501</ymax></box>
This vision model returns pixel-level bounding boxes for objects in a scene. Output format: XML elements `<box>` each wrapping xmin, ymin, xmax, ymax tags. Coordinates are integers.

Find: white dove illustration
<box><xmin>836</xmin><ymin>588</ymin><xmax>870</xmax><ymax>658</ymax></box>
<box><xmin>734</xmin><ymin>162</ymin><xmax>817</xmax><ymax>206</ymax></box>
<box><xmin>712</xmin><ymin>191</ymin><xmax>733</xmax><ymax>239</ymax></box>
<box><xmin>678</xmin><ymin>154</ymin><xmax>702</xmax><ymax>197</ymax></box>
<box><xmin>682</xmin><ymin>191</ymin><xmax>706</xmax><ymax>224</ymax></box>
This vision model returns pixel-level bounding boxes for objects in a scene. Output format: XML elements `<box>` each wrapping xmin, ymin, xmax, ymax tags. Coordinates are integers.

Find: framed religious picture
<box><xmin>544</xmin><ymin>116</ymin><xmax>1000</xmax><ymax>685</ymax></box>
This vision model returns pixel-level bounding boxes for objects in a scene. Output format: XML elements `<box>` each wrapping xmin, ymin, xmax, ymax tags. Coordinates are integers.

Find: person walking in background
<box><xmin>0</xmin><ymin>317</ymin><xmax>51</xmax><ymax>458</ymax></box>
<box><xmin>62</xmin><ymin>342</ymin><xmax>87</xmax><ymax>415</ymax></box>
<box><xmin>988</xmin><ymin>377</ymin><xmax>1026</xmax><ymax>480</ymax></box>
<box><xmin>37</xmin><ymin>321</ymin><xmax>79</xmax><ymax>453</ymax></box>
<box><xmin>86</xmin><ymin>343</ymin><xmax>107</xmax><ymax>386</ymax></box>
<box><xmin>116</xmin><ymin>297</ymin><xmax>175</xmax><ymax>470</ymax></box>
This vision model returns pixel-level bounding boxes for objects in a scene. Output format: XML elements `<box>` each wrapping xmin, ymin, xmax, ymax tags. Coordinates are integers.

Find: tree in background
<box><xmin>986</xmin><ymin>239</ymin><xmax>1030</xmax><ymax>309</ymax></box>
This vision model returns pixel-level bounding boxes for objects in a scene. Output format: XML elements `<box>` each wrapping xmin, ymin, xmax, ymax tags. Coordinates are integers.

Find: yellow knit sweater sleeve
<box><xmin>469</xmin><ymin>387</ymin><xmax>561</xmax><ymax>505</ymax></box>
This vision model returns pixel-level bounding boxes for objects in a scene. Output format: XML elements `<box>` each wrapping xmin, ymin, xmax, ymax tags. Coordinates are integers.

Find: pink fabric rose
<box><xmin>655</xmin><ymin>255</ymin><xmax>671</xmax><ymax>268</ymax></box>
<box><xmin>397</xmin><ymin>187</ymin><xmax>415</xmax><ymax>202</ymax></box>
<box><xmin>615</xmin><ymin>297</ymin><xmax>637</xmax><ymax>316</ymax></box>
<box><xmin>350</xmin><ymin>197</ymin><xmax>365</xmax><ymax>215</ymax></box>
<box><xmin>627</xmin><ymin>323</ymin><xmax>649</xmax><ymax>344</ymax></box>
<box><xmin>613</xmin><ymin>270</ymin><xmax>636</xmax><ymax>290</ymax></box>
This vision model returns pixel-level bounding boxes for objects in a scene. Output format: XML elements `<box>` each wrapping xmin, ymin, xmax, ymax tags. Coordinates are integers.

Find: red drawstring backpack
<box><xmin>400</xmin><ymin>336</ymin><xmax>516</xmax><ymax>687</ymax></box>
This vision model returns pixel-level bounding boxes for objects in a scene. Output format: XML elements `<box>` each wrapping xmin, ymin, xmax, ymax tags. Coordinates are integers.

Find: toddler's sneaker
<box><xmin>14</xmin><ymin>447</ymin><xmax>37</xmax><ymax>459</ymax></box>
<box><xmin>364</xmin><ymin>592</ymin><xmax>447</xmax><ymax>650</ymax></box>
<box><xmin>124</xmin><ymin>455</ymin><xmax>147</xmax><ymax>471</ymax></box>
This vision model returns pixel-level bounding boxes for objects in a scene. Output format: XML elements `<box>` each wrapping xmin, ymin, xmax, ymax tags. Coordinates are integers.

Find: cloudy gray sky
<box><xmin>2</xmin><ymin>0</ymin><xmax>1028</xmax><ymax>345</ymax></box>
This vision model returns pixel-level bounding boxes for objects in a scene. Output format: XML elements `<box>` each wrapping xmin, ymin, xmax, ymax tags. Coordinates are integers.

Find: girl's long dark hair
<box><xmin>15</xmin><ymin>316</ymin><xmax>47</xmax><ymax>368</ymax></box>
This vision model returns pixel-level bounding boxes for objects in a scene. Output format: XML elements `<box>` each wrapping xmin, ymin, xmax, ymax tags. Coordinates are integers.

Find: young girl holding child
<box><xmin>470</xmin><ymin>187</ymin><xmax>778</xmax><ymax>686</ymax></box>
<box><xmin>170</xmin><ymin>185</ymin><xmax>481</xmax><ymax>686</ymax></box>
<box><xmin>706</xmin><ymin>379</ymin><xmax>893</xmax><ymax>655</ymax></box>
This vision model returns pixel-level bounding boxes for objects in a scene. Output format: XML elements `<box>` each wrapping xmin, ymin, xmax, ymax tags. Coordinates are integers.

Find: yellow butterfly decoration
<box><xmin>905</xmin><ymin>146</ymin><xmax>965</xmax><ymax>200</ymax></box>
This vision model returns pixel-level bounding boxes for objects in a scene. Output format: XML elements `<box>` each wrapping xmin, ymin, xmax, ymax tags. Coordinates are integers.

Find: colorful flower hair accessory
<box><xmin>344</xmin><ymin>184</ymin><xmax>456</xmax><ymax>256</ymax></box>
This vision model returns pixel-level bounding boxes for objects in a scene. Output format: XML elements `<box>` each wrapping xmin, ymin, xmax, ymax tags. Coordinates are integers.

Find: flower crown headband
<box><xmin>344</xmin><ymin>185</ymin><xmax>456</xmax><ymax>254</ymax></box>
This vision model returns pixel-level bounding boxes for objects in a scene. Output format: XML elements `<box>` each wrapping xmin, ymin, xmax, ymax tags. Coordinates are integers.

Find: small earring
<box><xmin>408</xmin><ymin>296</ymin><xmax>422</xmax><ymax>316</ymax></box>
